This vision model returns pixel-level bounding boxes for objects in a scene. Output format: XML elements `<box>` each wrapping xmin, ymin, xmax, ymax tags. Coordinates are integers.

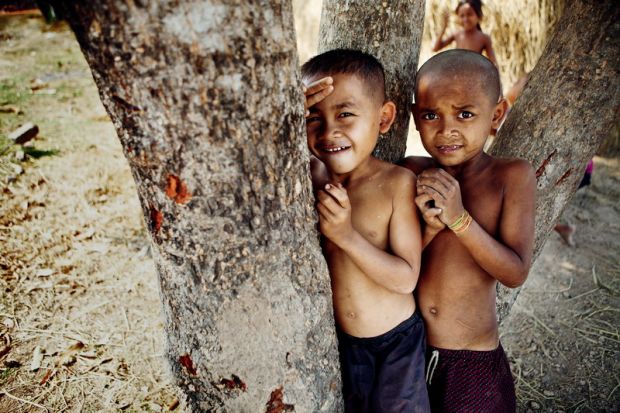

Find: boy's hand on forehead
<box><xmin>316</xmin><ymin>182</ymin><xmax>354</xmax><ymax>246</ymax></box>
<box><xmin>303</xmin><ymin>76</ymin><xmax>334</xmax><ymax>117</ymax></box>
<box><xmin>417</xmin><ymin>169</ymin><xmax>465</xmax><ymax>226</ymax></box>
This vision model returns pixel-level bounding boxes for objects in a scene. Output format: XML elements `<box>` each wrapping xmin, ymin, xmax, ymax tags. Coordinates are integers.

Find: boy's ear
<box><xmin>379</xmin><ymin>101</ymin><xmax>397</xmax><ymax>134</ymax></box>
<box><xmin>411</xmin><ymin>103</ymin><xmax>420</xmax><ymax>131</ymax></box>
<box><xmin>492</xmin><ymin>98</ymin><xmax>509</xmax><ymax>129</ymax></box>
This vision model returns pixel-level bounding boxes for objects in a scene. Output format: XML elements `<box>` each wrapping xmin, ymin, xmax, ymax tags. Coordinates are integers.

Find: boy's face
<box><xmin>305</xmin><ymin>73</ymin><xmax>394</xmax><ymax>176</ymax></box>
<box><xmin>457</xmin><ymin>3</ymin><xmax>479</xmax><ymax>31</ymax></box>
<box><xmin>413</xmin><ymin>72</ymin><xmax>506</xmax><ymax>167</ymax></box>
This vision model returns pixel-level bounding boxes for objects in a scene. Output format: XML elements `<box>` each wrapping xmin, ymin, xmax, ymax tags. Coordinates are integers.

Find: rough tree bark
<box><xmin>490</xmin><ymin>0</ymin><xmax>620</xmax><ymax>321</ymax></box>
<box><xmin>318</xmin><ymin>0</ymin><xmax>426</xmax><ymax>163</ymax></box>
<box><xmin>56</xmin><ymin>1</ymin><xmax>342</xmax><ymax>411</ymax></box>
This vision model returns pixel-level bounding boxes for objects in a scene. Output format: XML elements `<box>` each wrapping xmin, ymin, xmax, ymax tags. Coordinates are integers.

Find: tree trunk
<box><xmin>491</xmin><ymin>0</ymin><xmax>620</xmax><ymax>321</ymax></box>
<box><xmin>318</xmin><ymin>0</ymin><xmax>426</xmax><ymax>163</ymax></box>
<box><xmin>56</xmin><ymin>1</ymin><xmax>342</xmax><ymax>411</ymax></box>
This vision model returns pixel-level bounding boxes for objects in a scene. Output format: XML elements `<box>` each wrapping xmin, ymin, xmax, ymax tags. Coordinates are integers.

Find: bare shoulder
<box><xmin>492</xmin><ymin>158</ymin><xmax>535</xmax><ymax>188</ymax></box>
<box><xmin>397</xmin><ymin>156</ymin><xmax>436</xmax><ymax>175</ymax></box>
<box><xmin>370</xmin><ymin>160</ymin><xmax>417</xmax><ymax>196</ymax></box>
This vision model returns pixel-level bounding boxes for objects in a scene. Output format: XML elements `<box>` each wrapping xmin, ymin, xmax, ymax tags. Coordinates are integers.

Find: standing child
<box><xmin>302</xmin><ymin>49</ymin><xmax>430</xmax><ymax>412</ymax></box>
<box><xmin>432</xmin><ymin>0</ymin><xmax>498</xmax><ymax>66</ymax></box>
<box><xmin>401</xmin><ymin>49</ymin><xmax>535</xmax><ymax>412</ymax></box>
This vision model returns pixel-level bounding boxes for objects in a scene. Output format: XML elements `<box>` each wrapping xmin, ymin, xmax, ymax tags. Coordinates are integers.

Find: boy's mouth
<box><xmin>437</xmin><ymin>144</ymin><xmax>462</xmax><ymax>153</ymax></box>
<box><xmin>321</xmin><ymin>145</ymin><xmax>351</xmax><ymax>153</ymax></box>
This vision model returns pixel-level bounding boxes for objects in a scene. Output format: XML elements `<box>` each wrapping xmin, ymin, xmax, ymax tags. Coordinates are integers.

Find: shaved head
<box><xmin>415</xmin><ymin>50</ymin><xmax>501</xmax><ymax>104</ymax></box>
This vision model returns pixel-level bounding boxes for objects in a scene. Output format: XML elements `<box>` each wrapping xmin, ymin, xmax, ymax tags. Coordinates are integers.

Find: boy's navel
<box><xmin>346</xmin><ymin>311</ymin><xmax>357</xmax><ymax>319</ymax></box>
<box><xmin>429</xmin><ymin>307</ymin><xmax>438</xmax><ymax>315</ymax></box>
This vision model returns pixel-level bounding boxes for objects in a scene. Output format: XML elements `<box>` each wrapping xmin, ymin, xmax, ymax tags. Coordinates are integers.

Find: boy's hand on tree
<box><xmin>316</xmin><ymin>183</ymin><xmax>354</xmax><ymax>246</ymax></box>
<box><xmin>417</xmin><ymin>168</ymin><xmax>465</xmax><ymax>226</ymax></box>
<box><xmin>414</xmin><ymin>192</ymin><xmax>445</xmax><ymax>232</ymax></box>
<box><xmin>303</xmin><ymin>76</ymin><xmax>334</xmax><ymax>117</ymax></box>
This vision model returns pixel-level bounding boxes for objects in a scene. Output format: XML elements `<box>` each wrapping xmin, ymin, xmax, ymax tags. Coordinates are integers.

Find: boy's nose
<box><xmin>440</xmin><ymin>118</ymin><xmax>458</xmax><ymax>137</ymax></box>
<box><xmin>320</xmin><ymin>121</ymin><xmax>338</xmax><ymax>139</ymax></box>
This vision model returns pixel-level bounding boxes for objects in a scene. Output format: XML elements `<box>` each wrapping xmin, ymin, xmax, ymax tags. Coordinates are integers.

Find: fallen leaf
<box><xmin>40</xmin><ymin>368</ymin><xmax>56</xmax><ymax>385</ymax></box>
<box><xmin>179</xmin><ymin>353</ymin><xmax>197</xmax><ymax>376</ymax></box>
<box><xmin>31</xmin><ymin>345</ymin><xmax>44</xmax><ymax>371</ymax></box>
<box><xmin>167</xmin><ymin>397</ymin><xmax>180</xmax><ymax>410</ymax></box>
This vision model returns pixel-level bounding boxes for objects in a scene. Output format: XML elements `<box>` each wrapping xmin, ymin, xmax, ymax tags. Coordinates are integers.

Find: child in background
<box><xmin>302</xmin><ymin>49</ymin><xmax>430</xmax><ymax>412</ymax></box>
<box><xmin>401</xmin><ymin>49</ymin><xmax>535</xmax><ymax>412</ymax></box>
<box><xmin>432</xmin><ymin>0</ymin><xmax>497</xmax><ymax>66</ymax></box>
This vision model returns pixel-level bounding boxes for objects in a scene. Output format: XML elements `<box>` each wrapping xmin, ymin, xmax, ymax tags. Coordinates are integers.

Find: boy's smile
<box><xmin>413</xmin><ymin>72</ymin><xmax>506</xmax><ymax>169</ymax></box>
<box><xmin>305</xmin><ymin>73</ymin><xmax>393</xmax><ymax>179</ymax></box>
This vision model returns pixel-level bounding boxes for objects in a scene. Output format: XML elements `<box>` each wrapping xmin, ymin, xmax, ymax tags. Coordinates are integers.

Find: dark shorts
<box><xmin>425</xmin><ymin>342</ymin><xmax>516</xmax><ymax>413</ymax></box>
<box><xmin>337</xmin><ymin>311</ymin><xmax>431</xmax><ymax>413</ymax></box>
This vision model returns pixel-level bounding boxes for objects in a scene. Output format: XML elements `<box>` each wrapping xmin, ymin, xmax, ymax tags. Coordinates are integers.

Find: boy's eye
<box><xmin>338</xmin><ymin>112</ymin><xmax>354</xmax><ymax>118</ymax></box>
<box><xmin>421</xmin><ymin>113</ymin><xmax>438</xmax><ymax>120</ymax></box>
<box><xmin>458</xmin><ymin>111</ymin><xmax>474</xmax><ymax>119</ymax></box>
<box><xmin>306</xmin><ymin>116</ymin><xmax>321</xmax><ymax>124</ymax></box>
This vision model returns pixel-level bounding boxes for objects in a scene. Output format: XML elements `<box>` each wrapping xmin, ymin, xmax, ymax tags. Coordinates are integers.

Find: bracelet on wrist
<box><xmin>447</xmin><ymin>210</ymin><xmax>467</xmax><ymax>230</ymax></box>
<box><xmin>449</xmin><ymin>210</ymin><xmax>472</xmax><ymax>234</ymax></box>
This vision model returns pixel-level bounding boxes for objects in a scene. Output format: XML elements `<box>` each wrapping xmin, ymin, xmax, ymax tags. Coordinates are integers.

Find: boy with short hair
<box><xmin>302</xmin><ymin>49</ymin><xmax>430</xmax><ymax>412</ymax></box>
<box><xmin>401</xmin><ymin>49</ymin><xmax>536</xmax><ymax>412</ymax></box>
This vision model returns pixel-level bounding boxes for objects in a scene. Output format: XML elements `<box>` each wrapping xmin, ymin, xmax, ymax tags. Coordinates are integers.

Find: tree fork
<box><xmin>55</xmin><ymin>1</ymin><xmax>342</xmax><ymax>411</ymax></box>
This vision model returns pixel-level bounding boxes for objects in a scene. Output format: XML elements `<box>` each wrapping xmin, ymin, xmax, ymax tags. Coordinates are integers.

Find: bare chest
<box><xmin>455</xmin><ymin>32</ymin><xmax>485</xmax><ymax>53</ymax></box>
<box><xmin>460</xmin><ymin>178</ymin><xmax>504</xmax><ymax>235</ymax></box>
<box><xmin>350</xmin><ymin>195</ymin><xmax>392</xmax><ymax>248</ymax></box>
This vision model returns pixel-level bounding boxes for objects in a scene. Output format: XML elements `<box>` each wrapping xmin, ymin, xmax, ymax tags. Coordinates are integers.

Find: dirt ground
<box><xmin>1</xmin><ymin>13</ymin><xmax>618</xmax><ymax>413</ymax></box>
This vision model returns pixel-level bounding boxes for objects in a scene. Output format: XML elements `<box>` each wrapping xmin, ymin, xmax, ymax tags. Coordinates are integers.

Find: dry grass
<box><xmin>0</xmin><ymin>14</ymin><xmax>177</xmax><ymax>412</ymax></box>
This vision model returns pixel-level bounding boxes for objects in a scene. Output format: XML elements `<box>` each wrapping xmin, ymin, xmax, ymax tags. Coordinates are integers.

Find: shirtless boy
<box><xmin>401</xmin><ymin>49</ymin><xmax>535</xmax><ymax>412</ymax></box>
<box><xmin>302</xmin><ymin>49</ymin><xmax>430</xmax><ymax>412</ymax></box>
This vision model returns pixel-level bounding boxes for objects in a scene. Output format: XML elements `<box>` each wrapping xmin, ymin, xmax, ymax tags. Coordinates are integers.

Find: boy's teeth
<box><xmin>325</xmin><ymin>146</ymin><xmax>348</xmax><ymax>152</ymax></box>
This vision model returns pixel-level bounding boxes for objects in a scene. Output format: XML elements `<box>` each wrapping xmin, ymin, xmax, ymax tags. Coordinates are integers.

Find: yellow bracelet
<box><xmin>453</xmin><ymin>212</ymin><xmax>473</xmax><ymax>235</ymax></box>
<box><xmin>447</xmin><ymin>210</ymin><xmax>468</xmax><ymax>230</ymax></box>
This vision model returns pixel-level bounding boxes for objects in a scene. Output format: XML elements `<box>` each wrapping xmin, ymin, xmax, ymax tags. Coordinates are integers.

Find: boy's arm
<box><xmin>483</xmin><ymin>34</ymin><xmax>498</xmax><ymax>67</ymax></box>
<box><xmin>432</xmin><ymin>10</ymin><xmax>454</xmax><ymax>52</ymax></box>
<box><xmin>418</xmin><ymin>162</ymin><xmax>535</xmax><ymax>288</ymax></box>
<box><xmin>317</xmin><ymin>171</ymin><xmax>421</xmax><ymax>294</ymax></box>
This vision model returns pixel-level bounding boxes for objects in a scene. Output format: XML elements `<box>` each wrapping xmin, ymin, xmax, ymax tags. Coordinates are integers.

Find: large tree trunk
<box><xmin>490</xmin><ymin>0</ymin><xmax>620</xmax><ymax>321</ymax></box>
<box><xmin>318</xmin><ymin>0</ymin><xmax>426</xmax><ymax>163</ymax></box>
<box><xmin>56</xmin><ymin>1</ymin><xmax>342</xmax><ymax>411</ymax></box>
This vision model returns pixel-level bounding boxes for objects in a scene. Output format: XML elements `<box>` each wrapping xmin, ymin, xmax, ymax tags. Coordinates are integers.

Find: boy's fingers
<box><xmin>305</xmin><ymin>85</ymin><xmax>334</xmax><ymax>109</ymax></box>
<box><xmin>324</xmin><ymin>183</ymin><xmax>350</xmax><ymax>208</ymax></box>
<box><xmin>434</xmin><ymin>169</ymin><xmax>460</xmax><ymax>192</ymax></box>
<box><xmin>417</xmin><ymin>183</ymin><xmax>446</xmax><ymax>201</ymax></box>
<box><xmin>316</xmin><ymin>202</ymin><xmax>335</xmax><ymax>220</ymax></box>
<box><xmin>424</xmin><ymin>207</ymin><xmax>443</xmax><ymax>218</ymax></box>
<box><xmin>415</xmin><ymin>193</ymin><xmax>439</xmax><ymax>211</ymax></box>
<box><xmin>305</xmin><ymin>76</ymin><xmax>333</xmax><ymax>94</ymax></box>
<box><xmin>317</xmin><ymin>190</ymin><xmax>340</xmax><ymax>214</ymax></box>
